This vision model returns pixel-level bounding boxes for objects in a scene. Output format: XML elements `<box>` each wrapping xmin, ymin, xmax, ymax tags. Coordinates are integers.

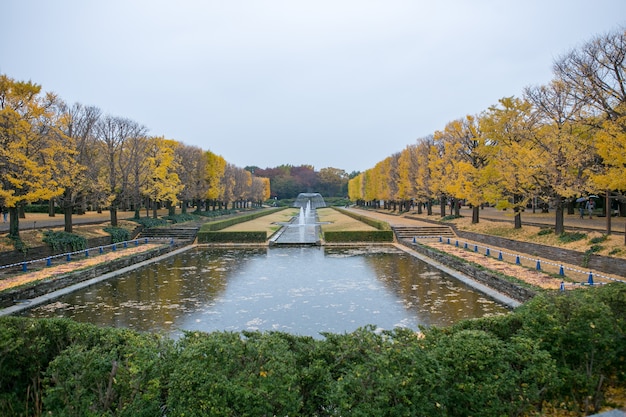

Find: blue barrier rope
<box><xmin>412</xmin><ymin>235</ymin><xmax>625</xmax><ymax>286</ymax></box>
<box><xmin>0</xmin><ymin>237</ymin><xmax>173</xmax><ymax>273</ymax></box>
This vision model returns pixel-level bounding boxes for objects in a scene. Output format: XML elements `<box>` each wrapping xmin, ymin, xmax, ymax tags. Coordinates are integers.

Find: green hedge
<box><xmin>104</xmin><ymin>226</ymin><xmax>131</xmax><ymax>243</ymax></box>
<box><xmin>1</xmin><ymin>283</ymin><xmax>625</xmax><ymax>416</ymax></box>
<box><xmin>41</xmin><ymin>231</ymin><xmax>87</xmax><ymax>252</ymax></box>
<box><xmin>197</xmin><ymin>231</ymin><xmax>267</xmax><ymax>243</ymax></box>
<box><xmin>332</xmin><ymin>207</ymin><xmax>391</xmax><ymax>230</ymax></box>
<box><xmin>199</xmin><ymin>207</ymin><xmax>285</xmax><ymax>232</ymax></box>
<box><xmin>323</xmin><ymin>230</ymin><xmax>394</xmax><ymax>242</ymax></box>
<box><xmin>196</xmin><ymin>208</ymin><xmax>286</xmax><ymax>243</ymax></box>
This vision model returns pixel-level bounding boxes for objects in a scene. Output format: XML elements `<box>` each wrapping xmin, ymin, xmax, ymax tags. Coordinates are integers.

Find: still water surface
<box><xmin>21</xmin><ymin>246</ymin><xmax>509</xmax><ymax>338</ymax></box>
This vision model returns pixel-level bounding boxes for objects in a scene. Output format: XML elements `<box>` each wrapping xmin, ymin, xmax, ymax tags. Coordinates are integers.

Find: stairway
<box><xmin>392</xmin><ymin>225</ymin><xmax>456</xmax><ymax>240</ymax></box>
<box><xmin>138</xmin><ymin>226</ymin><xmax>200</xmax><ymax>242</ymax></box>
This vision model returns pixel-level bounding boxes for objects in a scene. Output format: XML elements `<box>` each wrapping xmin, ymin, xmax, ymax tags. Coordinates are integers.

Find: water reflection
<box><xmin>21</xmin><ymin>246</ymin><xmax>509</xmax><ymax>338</ymax></box>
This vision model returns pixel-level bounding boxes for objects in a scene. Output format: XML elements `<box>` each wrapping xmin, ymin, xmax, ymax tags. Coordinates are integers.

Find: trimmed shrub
<box><xmin>132</xmin><ymin>217</ymin><xmax>169</xmax><ymax>228</ymax></box>
<box><xmin>323</xmin><ymin>230</ymin><xmax>394</xmax><ymax>242</ymax></box>
<box><xmin>331</xmin><ymin>207</ymin><xmax>391</xmax><ymax>230</ymax></box>
<box><xmin>104</xmin><ymin>226</ymin><xmax>131</xmax><ymax>243</ymax></box>
<box><xmin>197</xmin><ymin>231</ymin><xmax>267</xmax><ymax>243</ymax></box>
<box><xmin>1</xmin><ymin>283</ymin><xmax>625</xmax><ymax>415</ymax></box>
<box><xmin>199</xmin><ymin>208</ymin><xmax>285</xmax><ymax>232</ymax></box>
<box><xmin>42</xmin><ymin>230</ymin><xmax>87</xmax><ymax>252</ymax></box>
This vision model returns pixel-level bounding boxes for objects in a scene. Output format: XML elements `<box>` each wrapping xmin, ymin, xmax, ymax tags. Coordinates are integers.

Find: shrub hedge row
<box><xmin>197</xmin><ymin>231</ymin><xmax>267</xmax><ymax>243</ymax></box>
<box><xmin>323</xmin><ymin>207</ymin><xmax>394</xmax><ymax>242</ymax></box>
<box><xmin>196</xmin><ymin>208</ymin><xmax>285</xmax><ymax>243</ymax></box>
<box><xmin>323</xmin><ymin>229</ymin><xmax>394</xmax><ymax>242</ymax></box>
<box><xmin>332</xmin><ymin>206</ymin><xmax>392</xmax><ymax>230</ymax></box>
<box><xmin>1</xmin><ymin>283</ymin><xmax>625</xmax><ymax>416</ymax></box>
<box><xmin>199</xmin><ymin>207</ymin><xmax>286</xmax><ymax>232</ymax></box>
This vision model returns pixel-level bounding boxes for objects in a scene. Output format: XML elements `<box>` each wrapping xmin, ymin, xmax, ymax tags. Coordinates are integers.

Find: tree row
<box><xmin>349</xmin><ymin>27</ymin><xmax>626</xmax><ymax>234</ymax></box>
<box><xmin>0</xmin><ymin>75</ymin><xmax>271</xmax><ymax>238</ymax></box>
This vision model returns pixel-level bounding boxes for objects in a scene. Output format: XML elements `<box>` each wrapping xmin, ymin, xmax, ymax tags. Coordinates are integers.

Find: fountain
<box><xmin>293</xmin><ymin>193</ymin><xmax>326</xmax><ymax>210</ymax></box>
<box><xmin>270</xmin><ymin>193</ymin><xmax>326</xmax><ymax>245</ymax></box>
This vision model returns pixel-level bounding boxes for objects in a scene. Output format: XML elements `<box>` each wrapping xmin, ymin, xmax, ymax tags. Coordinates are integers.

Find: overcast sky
<box><xmin>2</xmin><ymin>1</ymin><xmax>625</xmax><ymax>174</ymax></box>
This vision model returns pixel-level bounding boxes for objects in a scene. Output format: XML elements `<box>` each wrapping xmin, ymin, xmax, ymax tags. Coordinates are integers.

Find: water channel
<box><xmin>20</xmin><ymin>246</ymin><xmax>510</xmax><ymax>339</ymax></box>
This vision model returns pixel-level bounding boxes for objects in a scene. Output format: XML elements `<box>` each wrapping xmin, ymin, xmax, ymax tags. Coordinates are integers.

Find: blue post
<box><xmin>455</xmin><ymin>240</ymin><xmax>459</xmax><ymax>247</ymax></box>
<box><xmin>498</xmin><ymin>251</ymin><xmax>503</xmax><ymax>261</ymax></box>
<box><xmin>560</xmin><ymin>281</ymin><xmax>565</xmax><ymax>292</ymax></box>
<box><xmin>99</xmin><ymin>246</ymin><xmax>104</xmax><ymax>254</ymax></box>
<box><xmin>412</xmin><ymin>236</ymin><xmax>416</xmax><ymax>243</ymax></box>
<box><xmin>588</xmin><ymin>272</ymin><xmax>594</xmax><ymax>285</ymax></box>
<box><xmin>474</xmin><ymin>245</ymin><xmax>478</xmax><ymax>252</ymax></box>
<box><xmin>536</xmin><ymin>260</ymin><xmax>541</xmax><ymax>270</ymax></box>
<box><xmin>485</xmin><ymin>248</ymin><xmax>490</xmax><ymax>256</ymax></box>
<box><xmin>135</xmin><ymin>240</ymin><xmax>139</xmax><ymax>246</ymax></box>
<box><xmin>85</xmin><ymin>249</ymin><xmax>89</xmax><ymax>257</ymax></box>
<box><xmin>112</xmin><ymin>244</ymin><xmax>117</xmax><ymax>251</ymax></box>
<box><xmin>446</xmin><ymin>238</ymin><xmax>450</xmax><ymax>244</ymax></box>
<box><xmin>464</xmin><ymin>242</ymin><xmax>468</xmax><ymax>249</ymax></box>
<box><xmin>66</xmin><ymin>253</ymin><xmax>71</xmax><ymax>262</ymax></box>
<box><xmin>559</xmin><ymin>265</ymin><xmax>564</xmax><ymax>276</ymax></box>
<box><xmin>123</xmin><ymin>241</ymin><xmax>128</xmax><ymax>248</ymax></box>
<box><xmin>46</xmin><ymin>257</ymin><xmax>51</xmax><ymax>267</ymax></box>
<box><xmin>515</xmin><ymin>255</ymin><xmax>521</xmax><ymax>265</ymax></box>
<box><xmin>144</xmin><ymin>238</ymin><xmax>149</xmax><ymax>244</ymax></box>
<box><xmin>439</xmin><ymin>236</ymin><xmax>443</xmax><ymax>242</ymax></box>
<box><xmin>170</xmin><ymin>238</ymin><xmax>174</xmax><ymax>245</ymax></box>
<box><xmin>22</xmin><ymin>262</ymin><xmax>27</xmax><ymax>272</ymax></box>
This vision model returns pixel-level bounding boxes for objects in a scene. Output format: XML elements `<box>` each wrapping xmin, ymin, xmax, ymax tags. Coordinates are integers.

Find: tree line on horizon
<box><xmin>247</xmin><ymin>164</ymin><xmax>357</xmax><ymax>201</ymax></box>
<box><xmin>350</xmin><ymin>27</ymin><xmax>626</xmax><ymax>235</ymax></box>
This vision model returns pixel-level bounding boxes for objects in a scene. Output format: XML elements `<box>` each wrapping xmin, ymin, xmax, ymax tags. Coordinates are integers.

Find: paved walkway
<box><xmin>0</xmin><ymin>211</ymin><xmax>141</xmax><ymax>232</ymax></box>
<box><xmin>348</xmin><ymin>205</ymin><xmax>626</xmax><ymax>234</ymax></box>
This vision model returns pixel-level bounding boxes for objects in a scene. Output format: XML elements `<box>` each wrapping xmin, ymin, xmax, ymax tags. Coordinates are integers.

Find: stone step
<box><xmin>138</xmin><ymin>227</ymin><xmax>199</xmax><ymax>240</ymax></box>
<box><xmin>392</xmin><ymin>225</ymin><xmax>455</xmax><ymax>239</ymax></box>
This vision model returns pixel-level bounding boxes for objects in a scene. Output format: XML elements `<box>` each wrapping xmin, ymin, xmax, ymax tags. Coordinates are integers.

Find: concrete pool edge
<box><xmin>0</xmin><ymin>246</ymin><xmax>194</xmax><ymax>317</ymax></box>
<box><xmin>1</xmin><ymin>241</ymin><xmax>523</xmax><ymax>318</ymax></box>
<box><xmin>393</xmin><ymin>243</ymin><xmax>522</xmax><ymax>309</ymax></box>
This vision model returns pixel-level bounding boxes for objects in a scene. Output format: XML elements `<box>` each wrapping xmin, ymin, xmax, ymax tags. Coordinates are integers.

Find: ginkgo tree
<box><xmin>175</xmin><ymin>144</ymin><xmax>209</xmax><ymax>213</ymax></box>
<box><xmin>479</xmin><ymin>97</ymin><xmax>542</xmax><ymax>228</ymax></box>
<box><xmin>524</xmin><ymin>80</ymin><xmax>596</xmax><ymax>234</ymax></box>
<box><xmin>554</xmin><ymin>28</ymin><xmax>626</xmax><ymax>229</ymax></box>
<box><xmin>55</xmin><ymin>102</ymin><xmax>101</xmax><ymax>232</ymax></box>
<box><xmin>205</xmin><ymin>151</ymin><xmax>226</xmax><ymax>210</ymax></box>
<box><xmin>142</xmin><ymin>136</ymin><xmax>184</xmax><ymax>218</ymax></box>
<box><xmin>0</xmin><ymin>75</ymin><xmax>72</xmax><ymax>238</ymax></box>
<box><xmin>432</xmin><ymin>115</ymin><xmax>490</xmax><ymax>223</ymax></box>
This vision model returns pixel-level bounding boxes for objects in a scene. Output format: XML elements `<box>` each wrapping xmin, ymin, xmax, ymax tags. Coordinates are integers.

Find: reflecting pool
<box><xmin>21</xmin><ymin>246</ymin><xmax>510</xmax><ymax>338</ymax></box>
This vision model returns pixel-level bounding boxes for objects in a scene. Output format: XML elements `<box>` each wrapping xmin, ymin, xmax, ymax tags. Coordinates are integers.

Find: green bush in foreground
<box><xmin>1</xmin><ymin>283</ymin><xmax>625</xmax><ymax>416</ymax></box>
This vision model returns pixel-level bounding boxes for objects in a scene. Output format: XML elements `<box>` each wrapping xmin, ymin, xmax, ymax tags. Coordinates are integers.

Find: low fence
<box><xmin>417</xmin><ymin>235</ymin><xmax>626</xmax><ymax>289</ymax></box>
<box><xmin>0</xmin><ymin>237</ymin><xmax>175</xmax><ymax>275</ymax></box>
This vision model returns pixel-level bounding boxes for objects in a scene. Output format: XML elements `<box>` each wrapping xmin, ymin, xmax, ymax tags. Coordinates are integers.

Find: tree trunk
<box><xmin>454</xmin><ymin>199</ymin><xmax>460</xmax><ymax>217</ymax></box>
<box><xmin>606</xmin><ymin>190</ymin><xmax>611</xmax><ymax>235</ymax></box>
<box><xmin>64</xmin><ymin>205</ymin><xmax>73</xmax><ymax>233</ymax></box>
<box><xmin>514</xmin><ymin>212</ymin><xmax>522</xmax><ymax>229</ymax></box>
<box><xmin>48</xmin><ymin>199</ymin><xmax>56</xmax><ymax>217</ymax></box>
<box><xmin>472</xmin><ymin>206</ymin><xmax>480</xmax><ymax>224</ymax></box>
<box><xmin>8</xmin><ymin>207</ymin><xmax>20</xmax><ymax>238</ymax></box>
<box><xmin>427</xmin><ymin>201</ymin><xmax>433</xmax><ymax>216</ymax></box>
<box><xmin>440</xmin><ymin>197</ymin><xmax>446</xmax><ymax>218</ymax></box>
<box><xmin>110</xmin><ymin>207</ymin><xmax>118</xmax><ymax>227</ymax></box>
<box><xmin>555</xmin><ymin>199</ymin><xmax>565</xmax><ymax>235</ymax></box>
